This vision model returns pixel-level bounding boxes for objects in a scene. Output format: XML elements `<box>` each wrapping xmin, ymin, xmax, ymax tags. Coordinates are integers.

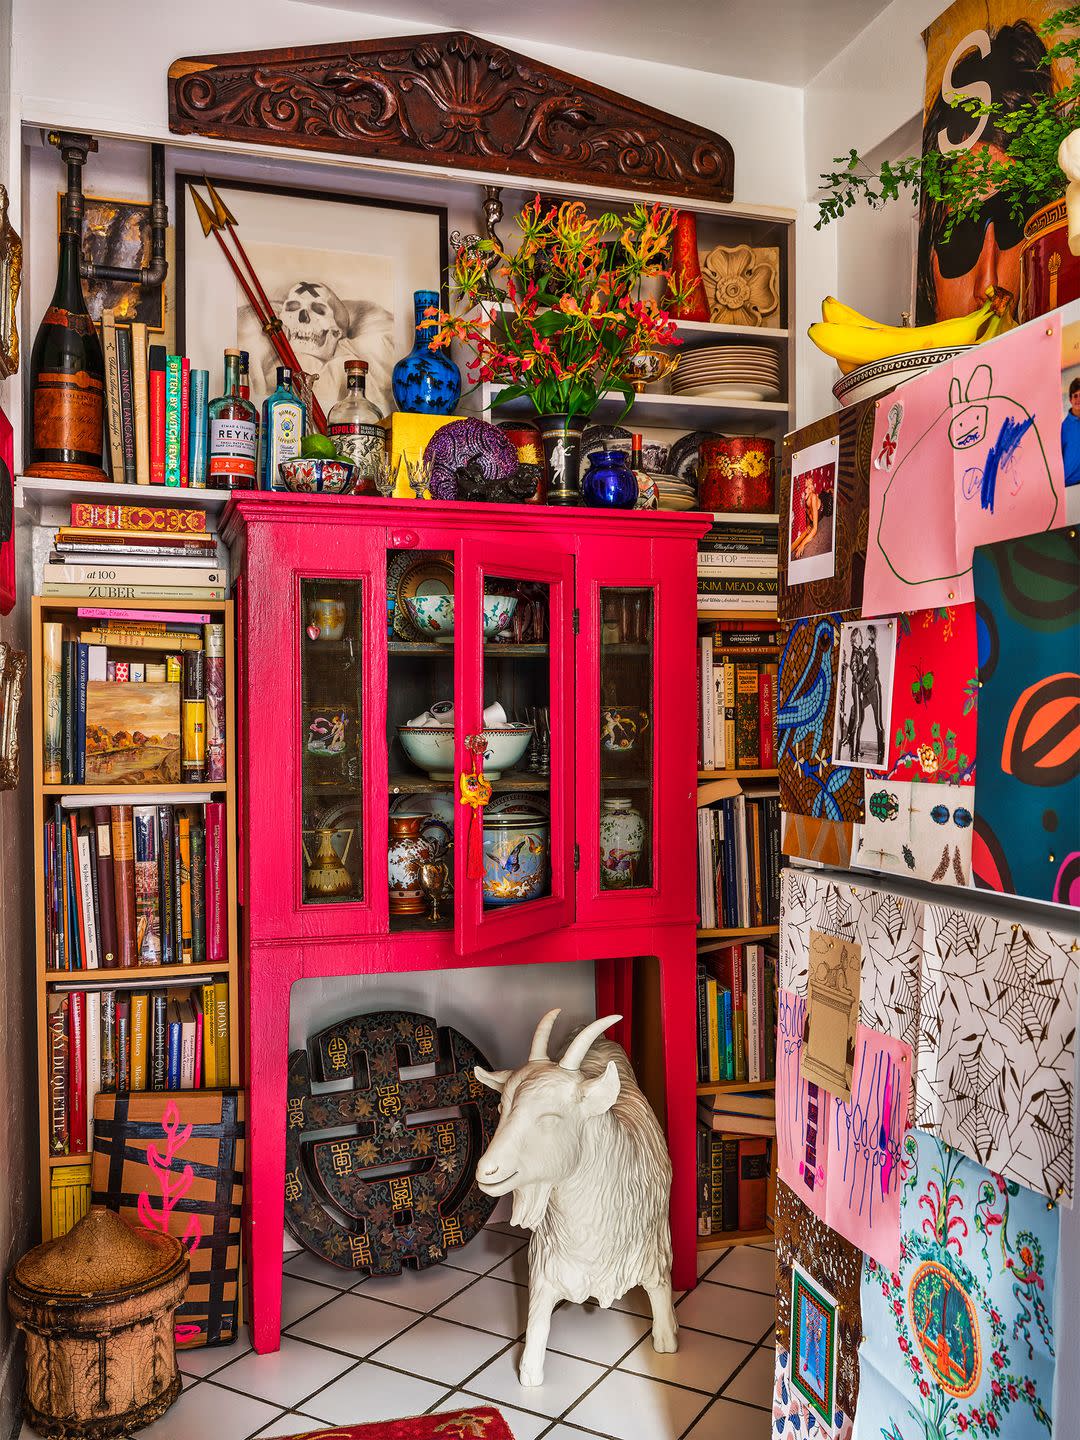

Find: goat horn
<box><xmin>529</xmin><ymin>1008</ymin><xmax>562</xmax><ymax>1062</ymax></box>
<box><xmin>559</xmin><ymin>1014</ymin><xmax>621</xmax><ymax>1072</ymax></box>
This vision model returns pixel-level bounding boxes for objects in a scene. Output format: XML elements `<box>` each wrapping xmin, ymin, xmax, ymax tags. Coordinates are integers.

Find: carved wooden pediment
<box><xmin>168</xmin><ymin>31</ymin><xmax>734</xmax><ymax>203</ymax></box>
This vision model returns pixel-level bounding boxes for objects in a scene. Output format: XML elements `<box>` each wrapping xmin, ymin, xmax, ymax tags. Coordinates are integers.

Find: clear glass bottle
<box><xmin>327</xmin><ymin>360</ymin><xmax>385</xmax><ymax>495</ymax></box>
<box><xmin>260</xmin><ymin>366</ymin><xmax>306</xmax><ymax>490</ymax></box>
<box><xmin>208</xmin><ymin>348</ymin><xmax>259</xmax><ymax>490</ymax></box>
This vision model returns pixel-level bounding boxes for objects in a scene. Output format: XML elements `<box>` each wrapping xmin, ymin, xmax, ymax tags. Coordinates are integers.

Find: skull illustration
<box><xmin>279</xmin><ymin>281</ymin><xmax>349</xmax><ymax>366</ymax></box>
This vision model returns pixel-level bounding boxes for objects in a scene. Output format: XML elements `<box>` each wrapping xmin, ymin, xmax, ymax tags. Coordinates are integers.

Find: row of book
<box><xmin>43</xmin><ymin>501</ymin><xmax>226</xmax><ymax>603</ymax></box>
<box><xmin>696</xmin><ymin>513</ymin><xmax>778</xmax><ymax>614</ymax></box>
<box><xmin>695</xmin><ymin>1128</ymin><xmax>771</xmax><ymax>1236</ymax></box>
<box><xmin>101</xmin><ymin>313</ymin><xmax>210</xmax><ymax>488</ymax></box>
<box><xmin>42</xmin><ymin>616</ymin><xmax>225</xmax><ymax>787</ymax></box>
<box><xmin>696</xmin><ymin>784</ymin><xmax>781</xmax><ymax>930</ymax></box>
<box><xmin>47</xmin><ymin>978</ymin><xmax>232</xmax><ymax>1156</ymax></box>
<box><xmin>44</xmin><ymin>802</ymin><xmax>228</xmax><ymax>971</ymax></box>
<box><xmin>698</xmin><ymin>629</ymin><xmax>779</xmax><ymax>771</ymax></box>
<box><xmin>696</xmin><ymin>944</ymin><xmax>777</xmax><ymax>1084</ymax></box>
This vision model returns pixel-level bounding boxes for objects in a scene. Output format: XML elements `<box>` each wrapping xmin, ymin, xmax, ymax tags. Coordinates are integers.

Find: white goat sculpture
<box><xmin>474</xmin><ymin>1008</ymin><xmax>678</xmax><ymax>1387</ymax></box>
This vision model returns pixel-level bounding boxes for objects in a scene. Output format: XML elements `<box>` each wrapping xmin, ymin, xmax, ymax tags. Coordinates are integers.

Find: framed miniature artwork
<box><xmin>790</xmin><ymin>1262</ymin><xmax>839</xmax><ymax>1424</ymax></box>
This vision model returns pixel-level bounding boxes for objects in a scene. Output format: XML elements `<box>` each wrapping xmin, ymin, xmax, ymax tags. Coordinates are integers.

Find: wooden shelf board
<box><xmin>388</xmin><ymin>774</ymin><xmax>550</xmax><ymax>794</ymax></box>
<box><xmin>698</xmin><ymin>1227</ymin><xmax>773</xmax><ymax>1251</ymax></box>
<box><xmin>18</xmin><ymin>475</ymin><xmax>232</xmax><ymax>528</ymax></box>
<box><xmin>697</xmin><ymin>925</ymin><xmax>779</xmax><ymax>940</ymax></box>
<box><xmin>388</xmin><ymin>642</ymin><xmax>549</xmax><ymax>657</ymax></box>
<box><xmin>42</xmin><ymin>782</ymin><xmax>230</xmax><ymax>796</ymax></box>
<box><xmin>698</xmin><ymin>768</ymin><xmax>778</xmax><ymax>780</ymax></box>
<box><xmin>480</xmin><ymin>383</ymin><xmax>787</xmax><ymax>432</ymax></box>
<box><xmin>476</xmin><ymin>302</ymin><xmax>789</xmax><ymax>343</ymax></box>
<box><xmin>47</xmin><ymin>1153</ymin><xmax>92</xmax><ymax>1169</ymax></box>
<box><xmin>601</xmin><ymin>777</ymin><xmax>651</xmax><ymax>790</ymax></box>
<box><xmin>696</xmin><ymin>1079</ymin><xmax>776</xmax><ymax>1095</ymax></box>
<box><xmin>42</xmin><ymin>961</ymin><xmax>233</xmax><ymax>987</ymax></box>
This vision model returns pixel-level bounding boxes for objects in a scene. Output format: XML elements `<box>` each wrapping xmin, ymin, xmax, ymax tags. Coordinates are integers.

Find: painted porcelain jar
<box><xmin>599</xmin><ymin>797</ymin><xmax>645</xmax><ymax>888</ymax></box>
<box><xmin>482</xmin><ymin>807</ymin><xmax>549</xmax><ymax>906</ymax></box>
<box><xmin>387</xmin><ymin>814</ymin><xmax>436</xmax><ymax>915</ymax></box>
<box><xmin>391</xmin><ymin>290</ymin><xmax>462</xmax><ymax>415</ymax></box>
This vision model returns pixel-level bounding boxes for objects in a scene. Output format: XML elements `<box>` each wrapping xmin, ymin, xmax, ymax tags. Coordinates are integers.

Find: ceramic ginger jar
<box><xmin>388</xmin><ymin>814</ymin><xmax>436</xmax><ymax>915</ymax></box>
<box><xmin>599</xmin><ymin>797</ymin><xmax>645</xmax><ymax>888</ymax></box>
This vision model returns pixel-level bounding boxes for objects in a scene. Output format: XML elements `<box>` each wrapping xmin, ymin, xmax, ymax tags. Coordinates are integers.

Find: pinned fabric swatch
<box><xmin>777</xmin><ymin>611</ymin><xmax>864</xmax><ymax>828</ymax></box>
<box><xmin>856</xmin><ymin>775</ymin><xmax>974</xmax><ymax>887</ymax></box>
<box><xmin>972</xmin><ymin>526</ymin><xmax>1080</xmax><ymax>904</ymax></box>
<box><xmin>876</xmin><ymin>602</ymin><xmax>979</xmax><ymax>786</ymax></box>
<box><xmin>802</xmin><ymin>930</ymin><xmax>861</xmax><ymax>1100</ymax></box>
<box><xmin>863</xmin><ymin>317</ymin><xmax>1065</xmax><ymax>617</ymax></box>
<box><xmin>854</xmin><ymin>1128</ymin><xmax>1059</xmax><ymax>1440</ymax></box>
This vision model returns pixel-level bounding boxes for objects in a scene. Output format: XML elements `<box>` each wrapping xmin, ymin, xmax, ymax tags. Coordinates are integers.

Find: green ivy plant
<box><xmin>816</xmin><ymin>6</ymin><xmax>1080</xmax><ymax>236</ymax></box>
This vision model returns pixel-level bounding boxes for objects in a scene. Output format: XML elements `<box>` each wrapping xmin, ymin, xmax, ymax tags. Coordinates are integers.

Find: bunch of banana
<box><xmin>809</xmin><ymin>287</ymin><xmax>1012</xmax><ymax>374</ymax></box>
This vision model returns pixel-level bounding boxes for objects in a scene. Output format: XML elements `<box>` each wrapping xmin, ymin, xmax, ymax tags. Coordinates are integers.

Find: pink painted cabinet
<box><xmin>222</xmin><ymin>494</ymin><xmax>708</xmax><ymax>1352</ymax></box>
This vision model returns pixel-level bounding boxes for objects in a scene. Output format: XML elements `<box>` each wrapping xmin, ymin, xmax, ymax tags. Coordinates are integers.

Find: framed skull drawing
<box><xmin>176</xmin><ymin>175</ymin><xmax>448</xmax><ymax>418</ymax></box>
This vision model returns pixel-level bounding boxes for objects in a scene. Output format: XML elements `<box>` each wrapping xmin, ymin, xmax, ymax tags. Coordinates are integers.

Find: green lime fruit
<box><xmin>301</xmin><ymin>433</ymin><xmax>338</xmax><ymax>460</ymax></box>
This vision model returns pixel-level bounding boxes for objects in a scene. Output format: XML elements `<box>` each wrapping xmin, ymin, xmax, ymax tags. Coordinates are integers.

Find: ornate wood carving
<box><xmin>168</xmin><ymin>31</ymin><xmax>734</xmax><ymax>203</ymax></box>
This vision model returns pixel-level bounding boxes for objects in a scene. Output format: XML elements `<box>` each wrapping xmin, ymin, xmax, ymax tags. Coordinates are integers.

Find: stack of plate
<box><xmin>654</xmin><ymin>475</ymin><xmax>697</xmax><ymax>512</ymax></box>
<box><xmin>671</xmin><ymin>344</ymin><xmax>782</xmax><ymax>402</ymax></box>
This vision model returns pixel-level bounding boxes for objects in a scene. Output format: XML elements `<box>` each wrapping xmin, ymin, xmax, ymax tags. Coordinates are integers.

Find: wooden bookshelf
<box><xmin>31</xmin><ymin>596</ymin><xmax>240</xmax><ymax>1239</ymax></box>
<box><xmin>698</xmin><ymin>1227</ymin><xmax>773</xmax><ymax>1250</ymax></box>
<box><xmin>698</xmin><ymin>768</ymin><xmax>779</xmax><ymax>780</ymax></box>
<box><xmin>697</xmin><ymin>1078</ymin><xmax>776</xmax><ymax>1096</ymax></box>
<box><xmin>697</xmin><ymin>924</ymin><xmax>780</xmax><ymax>940</ymax></box>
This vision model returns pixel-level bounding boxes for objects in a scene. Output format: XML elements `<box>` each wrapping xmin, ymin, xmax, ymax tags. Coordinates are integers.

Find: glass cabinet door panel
<box><xmin>300</xmin><ymin>578</ymin><xmax>363</xmax><ymax>904</ymax></box>
<box><xmin>598</xmin><ymin>587</ymin><xmax>654</xmax><ymax>890</ymax></box>
<box><xmin>386</xmin><ymin>548</ymin><xmax>456</xmax><ymax>931</ymax></box>
<box><xmin>481</xmin><ymin>576</ymin><xmax>550</xmax><ymax>911</ymax></box>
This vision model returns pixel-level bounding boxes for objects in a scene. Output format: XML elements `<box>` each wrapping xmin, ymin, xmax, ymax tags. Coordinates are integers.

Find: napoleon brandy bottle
<box><xmin>27</xmin><ymin>212</ymin><xmax>107</xmax><ymax>480</ymax></box>
<box><xmin>208</xmin><ymin>348</ymin><xmax>259</xmax><ymax>490</ymax></box>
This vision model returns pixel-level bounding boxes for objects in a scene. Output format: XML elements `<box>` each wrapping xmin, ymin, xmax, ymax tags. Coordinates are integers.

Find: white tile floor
<box><xmin>19</xmin><ymin>1225</ymin><xmax>776</xmax><ymax>1440</ymax></box>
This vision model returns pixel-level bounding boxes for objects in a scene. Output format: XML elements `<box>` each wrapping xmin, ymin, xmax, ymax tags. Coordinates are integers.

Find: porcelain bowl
<box><xmin>278</xmin><ymin>457</ymin><xmax>360</xmax><ymax>494</ymax></box>
<box><xmin>397</xmin><ymin>723</ymin><xmax>532</xmax><ymax>779</ymax></box>
<box><xmin>403</xmin><ymin>593</ymin><xmax>519</xmax><ymax>644</ymax></box>
<box><xmin>831</xmin><ymin>345</ymin><xmax>973</xmax><ymax>408</ymax></box>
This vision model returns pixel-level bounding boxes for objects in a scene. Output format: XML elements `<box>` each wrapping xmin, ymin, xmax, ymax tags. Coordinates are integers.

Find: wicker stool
<box><xmin>8</xmin><ymin>1205</ymin><xmax>189</xmax><ymax>1438</ymax></box>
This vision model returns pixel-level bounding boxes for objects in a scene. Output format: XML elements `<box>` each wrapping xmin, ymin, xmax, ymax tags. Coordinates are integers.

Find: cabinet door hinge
<box><xmin>574</xmin><ymin>843</ymin><xmax>580</xmax><ymax>870</ymax></box>
<box><xmin>572</xmin><ymin>607</ymin><xmax>580</xmax><ymax>635</ymax></box>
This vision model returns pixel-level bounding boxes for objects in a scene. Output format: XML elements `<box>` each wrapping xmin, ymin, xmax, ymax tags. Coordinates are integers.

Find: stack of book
<box><xmin>42</xmin><ymin>613</ymin><xmax>226</xmax><ymax>786</ymax></box>
<box><xmin>42</xmin><ymin>503</ymin><xmax>226</xmax><ymax>602</ymax></box>
<box><xmin>696</xmin><ymin>780</ymin><xmax>781</xmax><ymax>929</ymax></box>
<box><xmin>47</xmin><ymin>976</ymin><xmax>232</xmax><ymax>1156</ymax></box>
<box><xmin>696</xmin><ymin>1128</ymin><xmax>771</xmax><ymax>1237</ymax></box>
<box><xmin>696</xmin><ymin>512</ymin><xmax>779</xmax><ymax>613</ymax></box>
<box><xmin>695</xmin><ymin>944</ymin><xmax>777</xmax><ymax>1083</ymax></box>
<box><xmin>100</xmin><ymin>312</ymin><xmax>210</xmax><ymax>488</ymax></box>
<box><xmin>44</xmin><ymin>801</ymin><xmax>228</xmax><ymax>973</ymax></box>
<box><xmin>699</xmin><ymin>623</ymin><xmax>780</xmax><ymax>770</ymax></box>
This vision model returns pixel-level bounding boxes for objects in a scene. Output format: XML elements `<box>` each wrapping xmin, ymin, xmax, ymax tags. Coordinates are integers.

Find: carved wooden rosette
<box><xmin>285</xmin><ymin>1009</ymin><xmax>500</xmax><ymax>1273</ymax></box>
<box><xmin>168</xmin><ymin>31</ymin><xmax>734</xmax><ymax>202</ymax></box>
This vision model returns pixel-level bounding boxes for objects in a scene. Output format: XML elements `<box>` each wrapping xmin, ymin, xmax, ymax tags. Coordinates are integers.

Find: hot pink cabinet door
<box><xmin>575</xmin><ymin>536</ymin><xmax>698</xmax><ymax>925</ymax></box>
<box><xmin>240</xmin><ymin>521</ymin><xmax>388</xmax><ymax>939</ymax></box>
<box><xmin>453</xmin><ymin>538</ymin><xmax>576</xmax><ymax>955</ymax></box>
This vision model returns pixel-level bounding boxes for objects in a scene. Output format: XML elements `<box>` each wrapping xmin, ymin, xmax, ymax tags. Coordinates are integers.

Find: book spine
<box><xmin>171</xmin><ymin>810</ymin><xmax>183</xmax><ymax>963</ymax></box>
<box><xmin>167</xmin><ymin>1016</ymin><xmax>182</xmax><ymax>1090</ymax></box>
<box><xmin>699</xmin><ymin>634</ymin><xmax>713</xmax><ymax>771</ymax></box>
<box><xmin>758</xmin><ymin>667</ymin><xmax>776</xmax><ymax>770</ymax></box>
<box><xmin>190</xmin><ymin>820</ymin><xmax>206</xmax><ymax>965</ymax></box>
<box><xmin>85</xmin><ymin>990</ymin><xmax>100</xmax><ymax>1150</ymax></box>
<box><xmin>206</xmin><ymin>802</ymin><xmax>226</xmax><ymax>963</ymax></box>
<box><xmin>115</xmin><ymin>326</ymin><xmax>137</xmax><ymax>484</ymax></box>
<box><xmin>44</xmin><ymin>819</ymin><xmax>55</xmax><ymax>970</ymax></box>
<box><xmin>180</xmin><ymin>357</ymin><xmax>191</xmax><ymax>486</ymax></box>
<box><xmin>101</xmin><ymin>308</ymin><xmax>125</xmax><ymax>482</ymax></box>
<box><xmin>44</xmin><ymin>583</ymin><xmax>228</xmax><ymax>602</ymax></box>
<box><xmin>158</xmin><ymin>806</ymin><xmax>175</xmax><ymax>967</ymax></box>
<box><xmin>116</xmin><ymin>997</ymin><xmax>130</xmax><ymax>1091</ymax></box>
<box><xmin>697</xmin><ymin>576</ymin><xmax>778</xmax><ymax>597</ymax></box>
<box><xmin>68</xmin><ymin>991</ymin><xmax>87</xmax><ymax>1155</ymax></box>
<box><xmin>165</xmin><ymin>354</ymin><xmax>182</xmax><ymax>487</ymax></box>
<box><xmin>193</xmin><ymin>1005</ymin><xmax>203</xmax><ymax>1087</ymax></box>
<box><xmin>737</xmin><ymin>1138</ymin><xmax>769</xmax><ymax>1232</ymax></box>
<box><xmin>148</xmin><ymin>345</ymin><xmax>166</xmax><ymax>484</ymax></box>
<box><xmin>182</xmin><ymin>650</ymin><xmax>207</xmax><ymax>781</ymax></box>
<box><xmin>697</xmin><ymin>1123</ymin><xmax>711</xmax><ymax>1237</ymax></box>
<box><xmin>67</xmin><ymin>818</ymin><xmax>86</xmax><ymax>970</ymax></box>
<box><xmin>722</xmin><ymin>987</ymin><xmax>733</xmax><ymax>1081</ymax></box>
<box><xmin>201</xmin><ymin>981</ymin><xmax>218</xmax><ymax>1088</ymax></box>
<box><xmin>132</xmin><ymin>806</ymin><xmax>162</xmax><ymax>964</ymax></box>
<box><xmin>132</xmin><ymin>322</ymin><xmax>150</xmax><ymax>484</ymax></box>
<box><xmin>722</xmin><ymin>1137</ymin><xmax>739</xmax><ymax>1232</ymax></box>
<box><xmin>150</xmin><ymin>991</ymin><xmax>168</xmax><ymax>1091</ymax></box>
<box><xmin>110</xmin><ymin>807</ymin><xmax>136</xmax><ymax>968</ymax></box>
<box><xmin>76</xmin><ymin>829</ymin><xmax>99</xmax><ymax>968</ymax></box>
<box><xmin>747</xmin><ymin>944</ymin><xmax>761</xmax><ymax>1084</ymax></box>
<box><xmin>91</xmin><ymin>806</ymin><xmax>118</xmax><ymax>968</ymax></box>
<box><xmin>204</xmin><ymin>624</ymin><xmax>226</xmax><ymax>782</ymax></box>
<box><xmin>764</xmin><ymin>953</ymin><xmax>777</xmax><ymax>1081</ymax></box>
<box><xmin>734</xmin><ymin>663</ymin><xmax>760</xmax><ymax>769</ymax></box>
<box><xmin>189</xmin><ymin>369</ymin><xmax>209</xmax><ymax>488</ymax></box>
<box><xmin>75</xmin><ymin>642</ymin><xmax>88</xmax><ymax>785</ymax></box>
<box><xmin>61</xmin><ymin>640</ymin><xmax>74</xmax><ymax>786</ymax></box>
<box><xmin>48</xmin><ymin>994</ymin><xmax>70</xmax><ymax>1154</ymax></box>
<box><xmin>709</xmin><ymin>1134</ymin><xmax>724</xmax><ymax>1234</ymax></box>
<box><xmin>43</xmin><ymin>622</ymin><xmax>63</xmax><ymax>784</ymax></box>
<box><xmin>695</xmin><ymin>966</ymin><xmax>708</xmax><ymax>1084</ymax></box>
<box><xmin>723</xmin><ymin>659</ymin><xmax>735</xmax><ymax>771</ymax></box>
<box><xmin>214</xmin><ymin>980</ymin><xmax>230</xmax><ymax>1086</ymax></box>
<box><xmin>69</xmin><ymin>504</ymin><xmax>207</xmax><ymax>534</ymax></box>
<box><xmin>99</xmin><ymin>988</ymin><xmax>117</xmax><ymax>1093</ymax></box>
<box><xmin>56</xmin><ymin>541</ymin><xmax>218</xmax><ymax>559</ymax></box>
<box><xmin>179</xmin><ymin>814</ymin><xmax>193</xmax><ymax>963</ymax></box>
<box><xmin>130</xmin><ymin>991</ymin><xmax>149</xmax><ymax>1091</ymax></box>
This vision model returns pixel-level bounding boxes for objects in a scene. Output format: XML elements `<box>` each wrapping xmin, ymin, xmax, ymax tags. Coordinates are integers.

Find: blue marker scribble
<box><xmin>980</xmin><ymin>413</ymin><xmax>1034</xmax><ymax>512</ymax></box>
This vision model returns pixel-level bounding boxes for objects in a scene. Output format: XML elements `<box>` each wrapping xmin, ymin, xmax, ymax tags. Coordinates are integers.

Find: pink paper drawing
<box><xmin>864</xmin><ymin>317</ymin><xmax>1065</xmax><ymax>616</ymax></box>
<box><xmin>825</xmin><ymin>1024</ymin><xmax>912</xmax><ymax>1272</ymax></box>
<box><xmin>777</xmin><ymin>988</ymin><xmax>830</xmax><ymax>1226</ymax></box>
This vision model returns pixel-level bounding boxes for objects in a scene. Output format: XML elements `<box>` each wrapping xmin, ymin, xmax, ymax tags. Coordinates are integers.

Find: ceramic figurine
<box><xmin>392</xmin><ymin>290</ymin><xmax>462</xmax><ymax>415</ymax></box>
<box><xmin>474</xmin><ymin>1010</ymin><xmax>677</xmax><ymax>1387</ymax></box>
<box><xmin>599</xmin><ymin>798</ymin><xmax>645</xmax><ymax>888</ymax></box>
<box><xmin>582</xmin><ymin>448</ymin><xmax>638</xmax><ymax>509</ymax></box>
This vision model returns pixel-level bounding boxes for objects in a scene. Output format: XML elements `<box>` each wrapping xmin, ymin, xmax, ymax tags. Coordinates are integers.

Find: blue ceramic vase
<box><xmin>583</xmin><ymin>448</ymin><xmax>638</xmax><ymax>508</ymax></box>
<box><xmin>391</xmin><ymin>289</ymin><xmax>461</xmax><ymax>415</ymax></box>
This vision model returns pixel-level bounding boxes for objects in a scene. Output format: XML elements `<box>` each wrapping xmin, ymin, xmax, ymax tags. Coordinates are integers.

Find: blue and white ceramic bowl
<box><xmin>403</xmin><ymin>593</ymin><xmax>519</xmax><ymax>644</ymax></box>
<box><xmin>278</xmin><ymin>457</ymin><xmax>359</xmax><ymax>494</ymax></box>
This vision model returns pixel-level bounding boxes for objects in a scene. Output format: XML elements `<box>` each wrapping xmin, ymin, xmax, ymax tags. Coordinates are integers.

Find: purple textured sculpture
<box><xmin>424</xmin><ymin>418</ymin><xmax>520</xmax><ymax>501</ymax></box>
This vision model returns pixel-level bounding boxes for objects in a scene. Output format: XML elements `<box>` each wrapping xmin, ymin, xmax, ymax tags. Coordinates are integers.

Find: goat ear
<box><xmin>473</xmin><ymin>1066</ymin><xmax>510</xmax><ymax>1092</ymax></box>
<box><xmin>580</xmin><ymin>1059</ymin><xmax>620</xmax><ymax>1116</ymax></box>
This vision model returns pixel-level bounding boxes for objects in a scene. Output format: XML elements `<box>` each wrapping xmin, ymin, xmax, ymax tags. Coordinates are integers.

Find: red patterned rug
<box><xmin>274</xmin><ymin>1409</ymin><xmax>515</xmax><ymax>1439</ymax></box>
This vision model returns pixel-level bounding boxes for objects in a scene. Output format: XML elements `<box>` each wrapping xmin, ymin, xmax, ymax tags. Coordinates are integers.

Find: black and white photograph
<box><xmin>176</xmin><ymin>175</ymin><xmax>448</xmax><ymax>418</ymax></box>
<box><xmin>830</xmin><ymin>618</ymin><xmax>896</xmax><ymax>769</ymax></box>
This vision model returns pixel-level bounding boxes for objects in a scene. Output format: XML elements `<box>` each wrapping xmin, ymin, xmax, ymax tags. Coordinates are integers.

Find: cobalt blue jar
<box><xmin>583</xmin><ymin>448</ymin><xmax>637</xmax><ymax>508</ymax></box>
<box><xmin>391</xmin><ymin>289</ymin><xmax>461</xmax><ymax>415</ymax></box>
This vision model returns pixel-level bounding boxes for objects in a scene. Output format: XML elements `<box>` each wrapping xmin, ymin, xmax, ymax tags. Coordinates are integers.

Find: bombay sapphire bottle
<box><xmin>391</xmin><ymin>290</ymin><xmax>461</xmax><ymax>415</ymax></box>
